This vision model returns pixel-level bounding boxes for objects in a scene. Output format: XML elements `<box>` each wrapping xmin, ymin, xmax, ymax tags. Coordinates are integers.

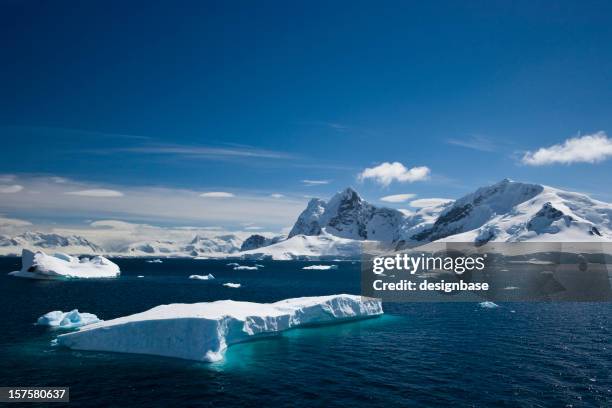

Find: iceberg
<box><xmin>479</xmin><ymin>301</ymin><xmax>500</xmax><ymax>309</ymax></box>
<box><xmin>233</xmin><ymin>265</ymin><xmax>258</xmax><ymax>270</ymax></box>
<box><xmin>9</xmin><ymin>249</ymin><xmax>120</xmax><ymax>279</ymax></box>
<box><xmin>57</xmin><ymin>294</ymin><xmax>383</xmax><ymax>362</ymax></box>
<box><xmin>223</xmin><ymin>282</ymin><xmax>241</xmax><ymax>288</ymax></box>
<box><xmin>302</xmin><ymin>265</ymin><xmax>338</xmax><ymax>270</ymax></box>
<box><xmin>189</xmin><ymin>274</ymin><xmax>215</xmax><ymax>280</ymax></box>
<box><xmin>146</xmin><ymin>259</ymin><xmax>163</xmax><ymax>264</ymax></box>
<box><xmin>37</xmin><ymin>310</ymin><xmax>101</xmax><ymax>329</ymax></box>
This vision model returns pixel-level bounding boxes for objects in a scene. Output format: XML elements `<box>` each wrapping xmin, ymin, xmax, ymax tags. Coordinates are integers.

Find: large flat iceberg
<box><xmin>9</xmin><ymin>249</ymin><xmax>120</xmax><ymax>279</ymax></box>
<box><xmin>57</xmin><ymin>294</ymin><xmax>382</xmax><ymax>362</ymax></box>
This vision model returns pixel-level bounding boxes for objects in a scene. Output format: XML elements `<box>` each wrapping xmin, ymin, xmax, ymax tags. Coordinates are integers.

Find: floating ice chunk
<box><xmin>479</xmin><ymin>301</ymin><xmax>499</xmax><ymax>309</ymax></box>
<box><xmin>233</xmin><ymin>265</ymin><xmax>258</xmax><ymax>270</ymax></box>
<box><xmin>146</xmin><ymin>259</ymin><xmax>163</xmax><ymax>264</ymax></box>
<box><xmin>189</xmin><ymin>274</ymin><xmax>215</xmax><ymax>280</ymax></box>
<box><xmin>37</xmin><ymin>310</ymin><xmax>101</xmax><ymax>329</ymax></box>
<box><xmin>226</xmin><ymin>263</ymin><xmax>240</xmax><ymax>267</ymax></box>
<box><xmin>9</xmin><ymin>249</ymin><xmax>120</xmax><ymax>279</ymax></box>
<box><xmin>302</xmin><ymin>265</ymin><xmax>338</xmax><ymax>270</ymax></box>
<box><xmin>255</xmin><ymin>264</ymin><xmax>264</xmax><ymax>268</ymax></box>
<box><xmin>57</xmin><ymin>294</ymin><xmax>383</xmax><ymax>362</ymax></box>
<box><xmin>223</xmin><ymin>283</ymin><xmax>241</xmax><ymax>288</ymax></box>
<box><xmin>137</xmin><ymin>275</ymin><xmax>145</xmax><ymax>278</ymax></box>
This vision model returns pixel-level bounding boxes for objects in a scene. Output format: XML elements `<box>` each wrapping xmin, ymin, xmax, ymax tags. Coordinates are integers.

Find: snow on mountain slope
<box><xmin>57</xmin><ymin>294</ymin><xmax>383</xmax><ymax>362</ymax></box>
<box><xmin>0</xmin><ymin>232</ymin><xmax>102</xmax><ymax>256</ymax></box>
<box><xmin>239</xmin><ymin>231</ymin><xmax>363</xmax><ymax>260</ymax></box>
<box><xmin>414</xmin><ymin>179</ymin><xmax>612</xmax><ymax>244</ymax></box>
<box><xmin>289</xmin><ymin>188</ymin><xmax>410</xmax><ymax>242</ymax></box>
<box><xmin>240</xmin><ymin>234</ymin><xmax>285</xmax><ymax>251</ymax></box>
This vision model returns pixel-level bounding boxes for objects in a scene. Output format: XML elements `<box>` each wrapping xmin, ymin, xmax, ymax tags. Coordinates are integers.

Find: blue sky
<box><xmin>1</xmin><ymin>1</ymin><xmax>612</xmax><ymax>231</ymax></box>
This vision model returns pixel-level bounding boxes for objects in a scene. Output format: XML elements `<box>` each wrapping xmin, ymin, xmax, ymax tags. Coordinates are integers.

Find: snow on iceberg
<box><xmin>302</xmin><ymin>265</ymin><xmax>338</xmax><ymax>270</ymax></box>
<box><xmin>37</xmin><ymin>310</ymin><xmax>101</xmax><ymax>329</ymax></box>
<box><xmin>223</xmin><ymin>282</ymin><xmax>241</xmax><ymax>288</ymax></box>
<box><xmin>189</xmin><ymin>274</ymin><xmax>215</xmax><ymax>280</ymax></box>
<box><xmin>233</xmin><ymin>265</ymin><xmax>258</xmax><ymax>270</ymax></box>
<box><xmin>57</xmin><ymin>294</ymin><xmax>383</xmax><ymax>362</ymax></box>
<box><xmin>479</xmin><ymin>301</ymin><xmax>499</xmax><ymax>309</ymax></box>
<box><xmin>9</xmin><ymin>249</ymin><xmax>120</xmax><ymax>279</ymax></box>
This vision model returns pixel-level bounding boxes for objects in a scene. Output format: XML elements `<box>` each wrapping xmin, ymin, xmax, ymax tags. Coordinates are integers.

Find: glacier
<box><xmin>56</xmin><ymin>294</ymin><xmax>383</xmax><ymax>362</ymax></box>
<box><xmin>9</xmin><ymin>249</ymin><xmax>120</xmax><ymax>279</ymax></box>
<box><xmin>37</xmin><ymin>310</ymin><xmax>101</xmax><ymax>329</ymax></box>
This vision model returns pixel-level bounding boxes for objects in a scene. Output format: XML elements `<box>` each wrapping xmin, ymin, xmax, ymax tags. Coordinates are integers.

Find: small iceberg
<box><xmin>146</xmin><ymin>259</ymin><xmax>163</xmax><ymax>264</ymax></box>
<box><xmin>37</xmin><ymin>310</ymin><xmax>101</xmax><ymax>329</ymax></box>
<box><xmin>137</xmin><ymin>275</ymin><xmax>145</xmax><ymax>278</ymax></box>
<box><xmin>226</xmin><ymin>262</ymin><xmax>240</xmax><ymax>267</ymax></box>
<box><xmin>233</xmin><ymin>265</ymin><xmax>258</xmax><ymax>270</ymax></box>
<box><xmin>189</xmin><ymin>274</ymin><xmax>215</xmax><ymax>280</ymax></box>
<box><xmin>9</xmin><ymin>249</ymin><xmax>120</xmax><ymax>279</ymax></box>
<box><xmin>56</xmin><ymin>294</ymin><xmax>383</xmax><ymax>362</ymax></box>
<box><xmin>223</xmin><ymin>282</ymin><xmax>241</xmax><ymax>288</ymax></box>
<box><xmin>302</xmin><ymin>265</ymin><xmax>338</xmax><ymax>270</ymax></box>
<box><xmin>479</xmin><ymin>301</ymin><xmax>499</xmax><ymax>309</ymax></box>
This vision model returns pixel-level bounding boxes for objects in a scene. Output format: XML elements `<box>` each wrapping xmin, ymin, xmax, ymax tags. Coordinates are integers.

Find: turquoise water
<box><xmin>0</xmin><ymin>258</ymin><xmax>611</xmax><ymax>407</ymax></box>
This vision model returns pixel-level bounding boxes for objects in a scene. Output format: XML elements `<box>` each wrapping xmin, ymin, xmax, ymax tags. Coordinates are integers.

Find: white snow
<box><xmin>9</xmin><ymin>249</ymin><xmax>120</xmax><ymax>279</ymax></box>
<box><xmin>233</xmin><ymin>265</ymin><xmax>258</xmax><ymax>270</ymax></box>
<box><xmin>37</xmin><ymin>310</ymin><xmax>101</xmax><ymax>329</ymax></box>
<box><xmin>226</xmin><ymin>262</ymin><xmax>240</xmax><ymax>266</ymax></box>
<box><xmin>479</xmin><ymin>301</ymin><xmax>499</xmax><ymax>309</ymax></box>
<box><xmin>56</xmin><ymin>294</ymin><xmax>383</xmax><ymax>362</ymax></box>
<box><xmin>223</xmin><ymin>283</ymin><xmax>241</xmax><ymax>288</ymax></box>
<box><xmin>302</xmin><ymin>265</ymin><xmax>338</xmax><ymax>270</ymax></box>
<box><xmin>239</xmin><ymin>231</ymin><xmax>363</xmax><ymax>260</ymax></box>
<box><xmin>146</xmin><ymin>259</ymin><xmax>163</xmax><ymax>263</ymax></box>
<box><xmin>189</xmin><ymin>274</ymin><xmax>215</xmax><ymax>280</ymax></box>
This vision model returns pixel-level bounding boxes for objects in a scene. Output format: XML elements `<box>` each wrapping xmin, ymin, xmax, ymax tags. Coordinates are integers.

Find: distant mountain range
<box><xmin>2</xmin><ymin>179</ymin><xmax>611</xmax><ymax>259</ymax></box>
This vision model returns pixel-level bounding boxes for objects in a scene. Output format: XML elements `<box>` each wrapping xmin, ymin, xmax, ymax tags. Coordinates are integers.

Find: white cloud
<box><xmin>270</xmin><ymin>193</ymin><xmax>285</xmax><ymax>198</ymax></box>
<box><xmin>447</xmin><ymin>135</ymin><xmax>497</xmax><ymax>152</ymax></box>
<box><xmin>358</xmin><ymin>162</ymin><xmax>430</xmax><ymax>186</ymax></box>
<box><xmin>0</xmin><ymin>184</ymin><xmax>24</xmax><ymax>193</ymax></box>
<box><xmin>200</xmin><ymin>192</ymin><xmax>235</xmax><ymax>198</ymax></box>
<box><xmin>0</xmin><ymin>215</ymin><xmax>31</xmax><ymax>227</ymax></box>
<box><xmin>302</xmin><ymin>179</ymin><xmax>330</xmax><ymax>186</ymax></box>
<box><xmin>410</xmin><ymin>198</ymin><xmax>453</xmax><ymax>208</ymax></box>
<box><xmin>0</xmin><ymin>174</ymin><xmax>17</xmax><ymax>183</ymax></box>
<box><xmin>66</xmin><ymin>189</ymin><xmax>124</xmax><ymax>197</ymax></box>
<box><xmin>245</xmin><ymin>226</ymin><xmax>263</xmax><ymax>230</ymax></box>
<box><xmin>522</xmin><ymin>131</ymin><xmax>612</xmax><ymax>166</ymax></box>
<box><xmin>379</xmin><ymin>193</ymin><xmax>416</xmax><ymax>203</ymax></box>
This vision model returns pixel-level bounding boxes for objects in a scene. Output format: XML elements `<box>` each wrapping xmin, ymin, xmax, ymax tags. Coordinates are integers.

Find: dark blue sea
<box><xmin>0</xmin><ymin>257</ymin><xmax>610</xmax><ymax>407</ymax></box>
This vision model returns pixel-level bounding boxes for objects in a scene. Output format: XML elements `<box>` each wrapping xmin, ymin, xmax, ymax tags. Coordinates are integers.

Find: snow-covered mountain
<box><xmin>0</xmin><ymin>232</ymin><xmax>103</xmax><ymax>256</ymax></box>
<box><xmin>289</xmin><ymin>188</ymin><xmax>413</xmax><ymax>241</ymax></box>
<box><xmin>240</xmin><ymin>234</ymin><xmax>284</xmax><ymax>251</ymax></box>
<box><xmin>422</xmin><ymin>179</ymin><xmax>612</xmax><ymax>244</ymax></box>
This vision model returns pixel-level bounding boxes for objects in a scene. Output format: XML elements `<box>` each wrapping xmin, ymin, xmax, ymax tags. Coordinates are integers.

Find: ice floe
<box><xmin>189</xmin><ymin>274</ymin><xmax>215</xmax><ymax>280</ymax></box>
<box><xmin>37</xmin><ymin>310</ymin><xmax>101</xmax><ymax>329</ymax></box>
<box><xmin>302</xmin><ymin>265</ymin><xmax>338</xmax><ymax>270</ymax></box>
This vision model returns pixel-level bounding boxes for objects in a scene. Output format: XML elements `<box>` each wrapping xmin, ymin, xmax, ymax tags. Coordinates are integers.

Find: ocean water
<box><xmin>0</xmin><ymin>257</ymin><xmax>610</xmax><ymax>407</ymax></box>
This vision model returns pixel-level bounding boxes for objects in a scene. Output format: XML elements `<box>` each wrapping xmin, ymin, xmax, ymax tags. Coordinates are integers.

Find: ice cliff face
<box><xmin>288</xmin><ymin>188</ymin><xmax>409</xmax><ymax>242</ymax></box>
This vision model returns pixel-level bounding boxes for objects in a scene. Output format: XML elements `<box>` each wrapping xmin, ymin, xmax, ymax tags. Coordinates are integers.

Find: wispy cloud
<box><xmin>410</xmin><ymin>198</ymin><xmax>453</xmax><ymax>208</ymax></box>
<box><xmin>200</xmin><ymin>192</ymin><xmax>235</xmax><ymax>198</ymax></box>
<box><xmin>66</xmin><ymin>189</ymin><xmax>124</xmax><ymax>197</ymax></box>
<box><xmin>379</xmin><ymin>193</ymin><xmax>416</xmax><ymax>203</ymax></box>
<box><xmin>358</xmin><ymin>162</ymin><xmax>430</xmax><ymax>186</ymax></box>
<box><xmin>270</xmin><ymin>193</ymin><xmax>285</xmax><ymax>198</ymax></box>
<box><xmin>113</xmin><ymin>144</ymin><xmax>295</xmax><ymax>160</ymax></box>
<box><xmin>0</xmin><ymin>175</ymin><xmax>305</xmax><ymax>228</ymax></box>
<box><xmin>0</xmin><ymin>184</ymin><xmax>24</xmax><ymax>193</ymax></box>
<box><xmin>522</xmin><ymin>131</ymin><xmax>612</xmax><ymax>166</ymax></box>
<box><xmin>302</xmin><ymin>179</ymin><xmax>330</xmax><ymax>186</ymax></box>
<box><xmin>447</xmin><ymin>135</ymin><xmax>498</xmax><ymax>152</ymax></box>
